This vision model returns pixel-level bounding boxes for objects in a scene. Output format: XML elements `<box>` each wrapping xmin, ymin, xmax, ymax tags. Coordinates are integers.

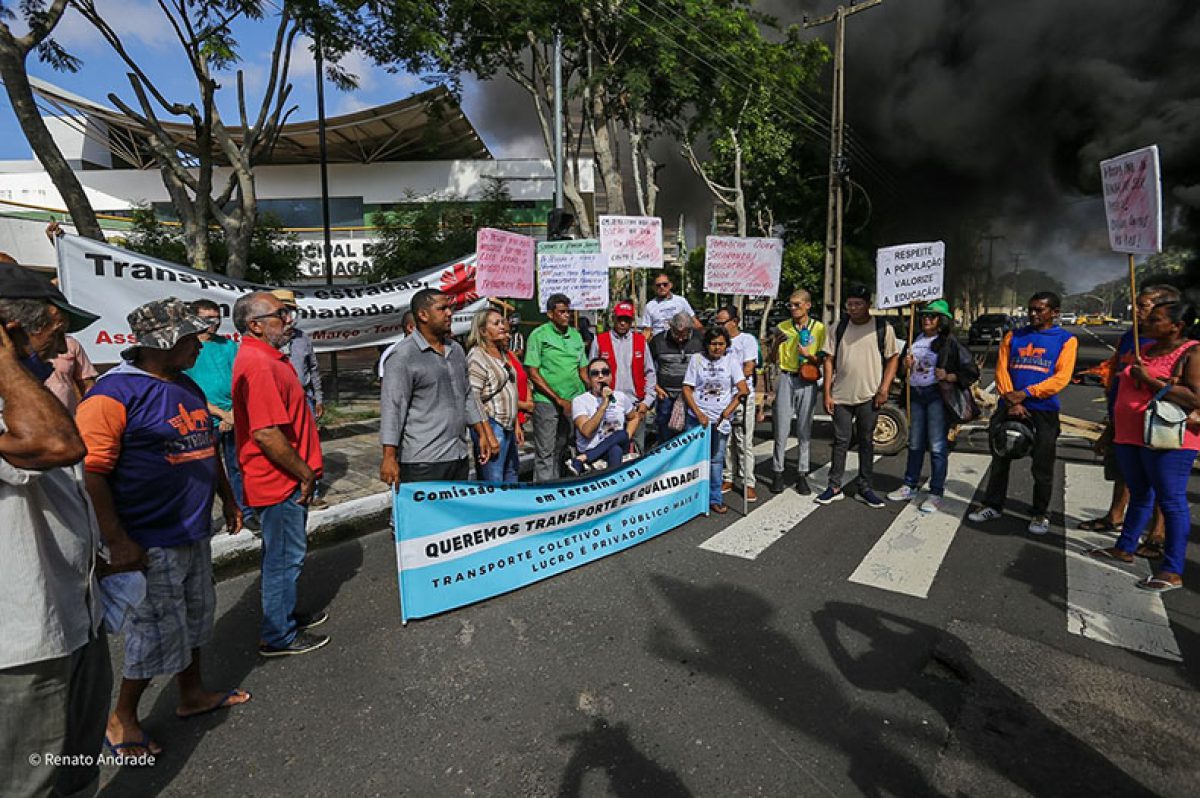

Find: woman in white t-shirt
<box><xmin>682</xmin><ymin>327</ymin><xmax>749</xmax><ymax>513</ymax></box>
<box><xmin>887</xmin><ymin>299</ymin><xmax>978</xmax><ymax>513</ymax></box>
<box><xmin>567</xmin><ymin>357</ymin><xmax>641</xmax><ymax>475</ymax></box>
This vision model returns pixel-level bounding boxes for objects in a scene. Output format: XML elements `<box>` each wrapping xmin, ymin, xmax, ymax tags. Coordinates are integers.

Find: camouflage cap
<box><xmin>125</xmin><ymin>297</ymin><xmax>211</xmax><ymax>351</ymax></box>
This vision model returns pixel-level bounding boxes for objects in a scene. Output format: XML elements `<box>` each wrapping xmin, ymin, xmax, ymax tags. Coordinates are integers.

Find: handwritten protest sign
<box><xmin>702</xmin><ymin>236</ymin><xmax>783</xmax><ymax>296</ymax></box>
<box><xmin>537</xmin><ymin>239</ymin><xmax>608</xmax><ymax>311</ymax></box>
<box><xmin>875</xmin><ymin>241</ymin><xmax>945</xmax><ymax>309</ymax></box>
<box><xmin>1100</xmin><ymin>146</ymin><xmax>1162</xmax><ymax>255</ymax></box>
<box><xmin>475</xmin><ymin>228</ymin><xmax>535</xmax><ymax>298</ymax></box>
<box><xmin>598</xmin><ymin>215</ymin><xmax>663</xmax><ymax>270</ymax></box>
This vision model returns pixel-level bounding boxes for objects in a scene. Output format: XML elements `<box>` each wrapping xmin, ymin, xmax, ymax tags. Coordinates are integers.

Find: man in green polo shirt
<box><xmin>525</xmin><ymin>293</ymin><xmax>588</xmax><ymax>481</ymax></box>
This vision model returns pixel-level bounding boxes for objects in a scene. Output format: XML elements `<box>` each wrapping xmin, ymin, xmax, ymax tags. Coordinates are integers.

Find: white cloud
<box><xmin>52</xmin><ymin>1</ymin><xmax>174</xmax><ymax>54</ymax></box>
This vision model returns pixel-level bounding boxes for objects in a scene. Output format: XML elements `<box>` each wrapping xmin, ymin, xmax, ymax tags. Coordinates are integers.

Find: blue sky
<box><xmin>0</xmin><ymin>0</ymin><xmax>539</xmax><ymax>161</ymax></box>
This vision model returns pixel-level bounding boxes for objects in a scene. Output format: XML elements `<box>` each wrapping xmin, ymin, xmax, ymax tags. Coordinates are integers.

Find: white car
<box><xmin>1060</xmin><ymin>312</ymin><xmax>1078</xmax><ymax>325</ymax></box>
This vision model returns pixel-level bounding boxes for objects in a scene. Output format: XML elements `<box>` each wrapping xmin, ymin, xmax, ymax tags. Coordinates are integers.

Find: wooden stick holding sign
<box><xmin>906</xmin><ymin>301</ymin><xmax>917</xmax><ymax>425</ymax></box>
<box><xmin>1100</xmin><ymin>145</ymin><xmax>1162</xmax><ymax>361</ymax></box>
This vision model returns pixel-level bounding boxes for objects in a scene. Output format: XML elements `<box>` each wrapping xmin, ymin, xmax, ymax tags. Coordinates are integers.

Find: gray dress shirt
<box><xmin>287</xmin><ymin>328</ymin><xmax>323</xmax><ymax>405</ymax></box>
<box><xmin>381</xmin><ymin>332</ymin><xmax>483</xmax><ymax>464</ymax></box>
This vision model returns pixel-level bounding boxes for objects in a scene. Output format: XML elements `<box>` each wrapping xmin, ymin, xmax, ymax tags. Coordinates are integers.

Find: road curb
<box><xmin>212</xmin><ymin>491</ymin><xmax>392</xmax><ymax>578</ymax></box>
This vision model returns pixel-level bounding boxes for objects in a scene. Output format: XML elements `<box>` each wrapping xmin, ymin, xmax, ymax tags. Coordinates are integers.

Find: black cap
<box><xmin>0</xmin><ymin>261</ymin><xmax>100</xmax><ymax>333</ymax></box>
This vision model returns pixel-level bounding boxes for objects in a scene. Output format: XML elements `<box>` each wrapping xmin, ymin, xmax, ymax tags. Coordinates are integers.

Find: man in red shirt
<box><xmin>232</xmin><ymin>291</ymin><xmax>328</xmax><ymax>657</ymax></box>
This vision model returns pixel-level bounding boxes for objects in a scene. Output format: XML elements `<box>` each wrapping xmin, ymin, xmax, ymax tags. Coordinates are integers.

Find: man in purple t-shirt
<box><xmin>76</xmin><ymin>298</ymin><xmax>250</xmax><ymax>758</ymax></box>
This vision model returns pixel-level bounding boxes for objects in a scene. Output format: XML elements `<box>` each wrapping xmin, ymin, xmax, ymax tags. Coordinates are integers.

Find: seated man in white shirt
<box><xmin>567</xmin><ymin>357</ymin><xmax>642</xmax><ymax>475</ymax></box>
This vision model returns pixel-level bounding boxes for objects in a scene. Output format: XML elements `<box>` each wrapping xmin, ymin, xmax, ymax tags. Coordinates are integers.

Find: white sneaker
<box><xmin>968</xmin><ymin>506</ymin><xmax>1002</xmax><ymax>523</ymax></box>
<box><xmin>887</xmin><ymin>485</ymin><xmax>918</xmax><ymax>502</ymax></box>
<box><xmin>919</xmin><ymin>495</ymin><xmax>942</xmax><ymax>514</ymax></box>
<box><xmin>1028</xmin><ymin>516</ymin><xmax>1051</xmax><ymax>536</ymax></box>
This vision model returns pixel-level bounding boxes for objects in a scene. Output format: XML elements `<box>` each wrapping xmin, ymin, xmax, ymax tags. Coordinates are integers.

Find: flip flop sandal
<box><xmin>176</xmin><ymin>688</ymin><xmax>252</xmax><ymax>720</ymax></box>
<box><xmin>1077</xmin><ymin>518</ymin><xmax>1118</xmax><ymax>532</ymax></box>
<box><xmin>104</xmin><ymin>733</ymin><xmax>161</xmax><ymax>761</ymax></box>
<box><xmin>1088</xmin><ymin>548</ymin><xmax>1134</xmax><ymax>564</ymax></box>
<box><xmin>1134</xmin><ymin>542</ymin><xmax>1165</xmax><ymax>559</ymax></box>
<box><xmin>1136</xmin><ymin>577</ymin><xmax>1182</xmax><ymax>593</ymax></box>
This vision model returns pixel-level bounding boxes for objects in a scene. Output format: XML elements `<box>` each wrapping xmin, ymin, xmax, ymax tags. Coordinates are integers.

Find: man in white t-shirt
<box><xmin>641</xmin><ymin>272</ymin><xmax>702</xmax><ymax>338</ymax></box>
<box><xmin>567</xmin><ymin>357</ymin><xmax>641</xmax><ymax>475</ymax></box>
<box><xmin>714</xmin><ymin>305</ymin><xmax>759</xmax><ymax>500</ymax></box>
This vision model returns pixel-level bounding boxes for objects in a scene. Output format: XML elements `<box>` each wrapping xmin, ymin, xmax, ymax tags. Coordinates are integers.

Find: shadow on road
<box><xmin>648</xmin><ymin>574</ymin><xmax>1158</xmax><ymax>797</ymax></box>
<box><xmin>647</xmin><ymin>574</ymin><xmax>938</xmax><ymax>796</ymax></box>
<box><xmin>556</xmin><ymin>717</ymin><xmax>692</xmax><ymax>798</ymax></box>
<box><xmin>99</xmin><ymin>538</ymin><xmax>365</xmax><ymax>798</ymax></box>
<box><xmin>814</xmin><ymin>601</ymin><xmax>1158</xmax><ymax>797</ymax></box>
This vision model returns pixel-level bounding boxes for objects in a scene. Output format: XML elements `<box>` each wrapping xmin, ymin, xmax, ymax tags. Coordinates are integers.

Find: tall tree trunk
<box><xmin>0</xmin><ymin>43</ymin><xmax>104</xmax><ymax>240</ymax></box>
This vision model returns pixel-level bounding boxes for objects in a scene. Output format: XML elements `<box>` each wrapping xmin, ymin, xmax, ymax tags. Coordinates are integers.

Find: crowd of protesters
<box><xmin>4</xmin><ymin>228</ymin><xmax>1200</xmax><ymax>797</ymax></box>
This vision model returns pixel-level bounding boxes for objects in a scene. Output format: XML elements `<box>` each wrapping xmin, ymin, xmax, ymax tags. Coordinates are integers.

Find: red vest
<box><xmin>505</xmin><ymin>350</ymin><xmax>531</xmax><ymax>424</ymax></box>
<box><xmin>595</xmin><ymin>331</ymin><xmax>647</xmax><ymax>400</ymax></box>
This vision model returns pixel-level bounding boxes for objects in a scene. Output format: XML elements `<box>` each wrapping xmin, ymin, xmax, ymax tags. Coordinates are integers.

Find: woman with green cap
<box><xmin>887</xmin><ymin>300</ymin><xmax>978</xmax><ymax>512</ymax></box>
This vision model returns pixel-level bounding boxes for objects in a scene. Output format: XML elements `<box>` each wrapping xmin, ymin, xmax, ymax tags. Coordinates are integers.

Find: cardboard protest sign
<box><xmin>475</xmin><ymin>228</ymin><xmax>536</xmax><ymax>298</ymax></box>
<box><xmin>536</xmin><ymin>239</ymin><xmax>608</xmax><ymax>311</ymax></box>
<box><xmin>702</xmin><ymin>236</ymin><xmax>783</xmax><ymax>296</ymax></box>
<box><xmin>875</xmin><ymin>242</ymin><xmax>945</xmax><ymax>309</ymax></box>
<box><xmin>1100</xmin><ymin>145</ymin><xmax>1162</xmax><ymax>255</ymax></box>
<box><xmin>598</xmin><ymin>215</ymin><xmax>663</xmax><ymax>270</ymax></box>
<box><xmin>57</xmin><ymin>236</ymin><xmax>484</xmax><ymax>363</ymax></box>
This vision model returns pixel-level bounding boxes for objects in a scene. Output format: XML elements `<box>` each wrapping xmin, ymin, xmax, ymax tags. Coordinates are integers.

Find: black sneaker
<box><xmin>259</xmin><ymin>631</ymin><xmax>330</xmax><ymax>658</ymax></box>
<box><xmin>770</xmin><ymin>471</ymin><xmax>786</xmax><ymax>493</ymax></box>
<box><xmin>294</xmin><ymin>610</ymin><xmax>329</xmax><ymax>631</ymax></box>
<box><xmin>795</xmin><ymin>474</ymin><xmax>811</xmax><ymax>495</ymax></box>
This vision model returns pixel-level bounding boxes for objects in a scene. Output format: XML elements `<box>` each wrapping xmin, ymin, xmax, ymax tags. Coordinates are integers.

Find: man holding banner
<box><xmin>641</xmin><ymin>273</ymin><xmax>699</xmax><ymax>338</ymax></box>
<box><xmin>714</xmin><ymin>305</ymin><xmax>759</xmax><ymax>501</ymax></box>
<box><xmin>380</xmin><ymin>288</ymin><xmax>492</xmax><ymax>488</ymax></box>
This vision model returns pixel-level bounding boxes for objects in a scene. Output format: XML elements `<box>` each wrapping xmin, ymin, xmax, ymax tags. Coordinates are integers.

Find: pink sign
<box><xmin>599</xmin><ymin>215</ymin><xmax>664</xmax><ymax>270</ymax></box>
<box><xmin>703</xmin><ymin>236</ymin><xmax>783</xmax><ymax>296</ymax></box>
<box><xmin>475</xmin><ymin>228</ymin><xmax>536</xmax><ymax>299</ymax></box>
<box><xmin>1100</xmin><ymin>145</ymin><xmax>1162</xmax><ymax>255</ymax></box>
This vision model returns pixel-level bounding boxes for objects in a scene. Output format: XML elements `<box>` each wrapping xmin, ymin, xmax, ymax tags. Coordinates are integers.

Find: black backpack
<box><xmin>834</xmin><ymin>315</ymin><xmax>889</xmax><ymax>360</ymax></box>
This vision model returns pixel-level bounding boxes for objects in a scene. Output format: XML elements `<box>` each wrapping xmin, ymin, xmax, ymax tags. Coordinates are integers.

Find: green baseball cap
<box><xmin>921</xmin><ymin>299</ymin><xmax>952</xmax><ymax>319</ymax></box>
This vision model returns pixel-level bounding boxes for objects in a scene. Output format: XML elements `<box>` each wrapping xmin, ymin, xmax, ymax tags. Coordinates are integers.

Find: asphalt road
<box><xmin>98</xmin><ymin>324</ymin><xmax>1200</xmax><ymax>798</ymax></box>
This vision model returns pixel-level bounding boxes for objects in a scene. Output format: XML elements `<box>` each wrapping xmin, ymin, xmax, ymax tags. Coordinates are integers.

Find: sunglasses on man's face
<box><xmin>589</xmin><ymin>368</ymin><xmax>611</xmax><ymax>377</ymax></box>
<box><xmin>253</xmin><ymin>308</ymin><xmax>294</xmax><ymax>323</ymax></box>
<box><xmin>655</xmin><ymin>282</ymin><xmax>670</xmax><ymax>288</ymax></box>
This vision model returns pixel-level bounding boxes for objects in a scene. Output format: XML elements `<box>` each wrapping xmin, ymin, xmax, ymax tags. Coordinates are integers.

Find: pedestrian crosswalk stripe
<box><xmin>1062</xmin><ymin>462</ymin><xmax>1182</xmax><ymax>662</ymax></box>
<box><xmin>698</xmin><ymin>453</ymin><xmax>876</xmax><ymax>560</ymax></box>
<box><xmin>847</xmin><ymin>453</ymin><xmax>991</xmax><ymax>599</ymax></box>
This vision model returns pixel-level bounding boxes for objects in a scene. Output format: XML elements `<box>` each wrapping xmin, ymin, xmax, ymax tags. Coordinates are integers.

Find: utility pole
<box><xmin>805</xmin><ymin>0</ymin><xmax>883</xmax><ymax>325</ymax></box>
<box><xmin>1009</xmin><ymin>251</ymin><xmax>1024</xmax><ymax>312</ymax></box>
<box><xmin>315</xmin><ymin>31</ymin><xmax>338</xmax><ymax>400</ymax></box>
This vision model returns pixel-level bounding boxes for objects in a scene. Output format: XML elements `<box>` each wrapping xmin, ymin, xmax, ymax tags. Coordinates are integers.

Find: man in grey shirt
<box><xmin>0</xmin><ymin>261</ymin><xmax>111</xmax><ymax>797</ymax></box>
<box><xmin>380</xmin><ymin>288</ymin><xmax>494</xmax><ymax>486</ymax></box>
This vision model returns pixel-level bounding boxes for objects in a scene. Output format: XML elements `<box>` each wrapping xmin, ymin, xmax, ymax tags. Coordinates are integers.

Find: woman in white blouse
<box><xmin>683</xmin><ymin>326</ymin><xmax>749</xmax><ymax>513</ymax></box>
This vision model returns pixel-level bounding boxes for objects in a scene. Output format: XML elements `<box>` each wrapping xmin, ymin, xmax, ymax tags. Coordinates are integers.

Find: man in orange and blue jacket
<box><xmin>969</xmin><ymin>291</ymin><xmax>1077</xmax><ymax>535</ymax></box>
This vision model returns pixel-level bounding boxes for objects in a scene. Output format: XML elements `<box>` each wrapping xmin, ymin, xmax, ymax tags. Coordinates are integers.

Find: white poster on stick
<box><xmin>475</xmin><ymin>227</ymin><xmax>536</xmax><ymax>298</ymax></box>
<box><xmin>875</xmin><ymin>241</ymin><xmax>945</xmax><ymax>309</ymax></box>
<box><xmin>537</xmin><ymin>239</ymin><xmax>608</xmax><ymax>311</ymax></box>
<box><xmin>702</xmin><ymin>236</ymin><xmax>783</xmax><ymax>296</ymax></box>
<box><xmin>1100</xmin><ymin>145</ymin><xmax>1162</xmax><ymax>255</ymax></box>
<box><xmin>598</xmin><ymin>215</ymin><xmax>663</xmax><ymax>270</ymax></box>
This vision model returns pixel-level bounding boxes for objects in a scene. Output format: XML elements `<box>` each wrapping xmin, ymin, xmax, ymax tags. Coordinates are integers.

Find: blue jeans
<box><xmin>472</xmin><ymin>419</ymin><xmax>520</xmax><ymax>483</ymax></box>
<box><xmin>218</xmin><ymin>428</ymin><xmax>255</xmax><ymax>521</ymax></box>
<box><xmin>257</xmin><ymin>488</ymin><xmax>309</xmax><ymax>648</ymax></box>
<box><xmin>904</xmin><ymin>384</ymin><xmax>949</xmax><ymax>496</ymax></box>
<box><xmin>1112</xmin><ymin>444</ymin><xmax>1198</xmax><ymax>576</ymax></box>
<box><xmin>579</xmin><ymin>430</ymin><xmax>631</xmax><ymax>472</ymax></box>
<box><xmin>655</xmin><ymin>394</ymin><xmax>682</xmax><ymax>445</ymax></box>
<box><xmin>686</xmin><ymin>416</ymin><xmax>728</xmax><ymax>506</ymax></box>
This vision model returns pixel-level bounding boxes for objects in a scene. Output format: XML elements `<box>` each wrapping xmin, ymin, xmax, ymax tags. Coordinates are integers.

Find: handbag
<box><xmin>668</xmin><ymin>395</ymin><xmax>688</xmax><ymax>432</ymax></box>
<box><xmin>1143</xmin><ymin>348</ymin><xmax>1192</xmax><ymax>450</ymax></box>
<box><xmin>939</xmin><ymin>381</ymin><xmax>980</xmax><ymax>424</ymax></box>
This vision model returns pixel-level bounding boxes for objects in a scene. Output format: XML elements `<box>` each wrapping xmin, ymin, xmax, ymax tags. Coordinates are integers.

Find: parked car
<box><xmin>968</xmin><ymin>313</ymin><xmax>1013</xmax><ymax>345</ymax></box>
<box><xmin>1060</xmin><ymin>312</ymin><xmax>1078</xmax><ymax>325</ymax></box>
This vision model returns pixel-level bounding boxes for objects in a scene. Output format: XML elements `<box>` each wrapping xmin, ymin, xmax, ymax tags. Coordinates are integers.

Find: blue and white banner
<box><xmin>392</xmin><ymin>426</ymin><xmax>711</xmax><ymax>621</ymax></box>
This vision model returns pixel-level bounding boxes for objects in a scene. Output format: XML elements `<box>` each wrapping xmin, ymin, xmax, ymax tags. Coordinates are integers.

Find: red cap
<box><xmin>613</xmin><ymin>301</ymin><xmax>636</xmax><ymax>317</ymax></box>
